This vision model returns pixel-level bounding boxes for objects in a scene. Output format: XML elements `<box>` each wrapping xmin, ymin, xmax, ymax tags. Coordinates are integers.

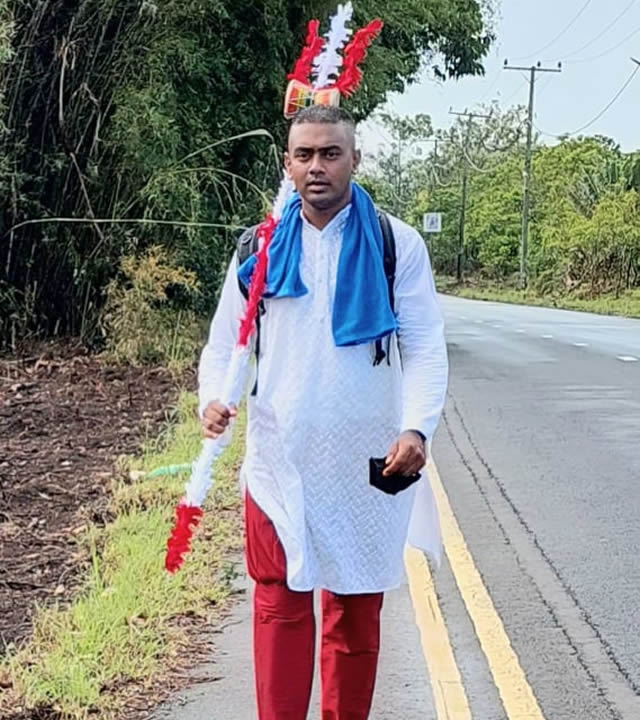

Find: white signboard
<box><xmin>423</xmin><ymin>212</ymin><xmax>442</xmax><ymax>233</ymax></box>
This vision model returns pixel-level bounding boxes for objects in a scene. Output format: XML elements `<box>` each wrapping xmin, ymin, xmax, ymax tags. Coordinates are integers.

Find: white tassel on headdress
<box><xmin>312</xmin><ymin>2</ymin><xmax>353</xmax><ymax>89</ymax></box>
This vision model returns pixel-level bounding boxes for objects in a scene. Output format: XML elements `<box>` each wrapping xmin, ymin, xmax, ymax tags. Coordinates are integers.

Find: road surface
<box><xmin>153</xmin><ymin>296</ymin><xmax>640</xmax><ymax>719</ymax></box>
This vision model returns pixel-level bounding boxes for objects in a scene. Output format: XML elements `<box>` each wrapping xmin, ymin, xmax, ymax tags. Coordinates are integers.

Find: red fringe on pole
<box><xmin>334</xmin><ymin>19</ymin><xmax>383</xmax><ymax>97</ymax></box>
<box><xmin>165</xmin><ymin>502</ymin><xmax>204</xmax><ymax>573</ymax></box>
<box><xmin>237</xmin><ymin>214</ymin><xmax>276</xmax><ymax>348</ymax></box>
<box><xmin>288</xmin><ymin>20</ymin><xmax>325</xmax><ymax>85</ymax></box>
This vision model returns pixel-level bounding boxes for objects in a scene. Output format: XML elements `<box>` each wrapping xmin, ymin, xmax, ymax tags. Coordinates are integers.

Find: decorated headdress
<box><xmin>164</xmin><ymin>3</ymin><xmax>383</xmax><ymax>574</ymax></box>
<box><xmin>284</xmin><ymin>4</ymin><xmax>383</xmax><ymax>118</ymax></box>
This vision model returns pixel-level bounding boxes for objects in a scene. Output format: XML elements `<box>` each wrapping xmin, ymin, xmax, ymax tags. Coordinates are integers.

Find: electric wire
<box><xmin>534</xmin><ymin>63</ymin><xmax>640</xmax><ymax>137</ymax></box>
<box><xmin>562</xmin><ymin>0</ymin><xmax>638</xmax><ymax>59</ymax></box>
<box><xmin>512</xmin><ymin>0</ymin><xmax>594</xmax><ymax>60</ymax></box>
<box><xmin>567</xmin><ymin>23</ymin><xmax>640</xmax><ymax>64</ymax></box>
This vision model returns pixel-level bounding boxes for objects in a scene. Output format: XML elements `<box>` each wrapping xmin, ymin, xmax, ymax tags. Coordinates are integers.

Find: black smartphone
<box><xmin>369</xmin><ymin>457</ymin><xmax>421</xmax><ymax>496</ymax></box>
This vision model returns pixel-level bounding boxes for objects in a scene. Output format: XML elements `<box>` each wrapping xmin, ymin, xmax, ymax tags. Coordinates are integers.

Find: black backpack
<box><xmin>236</xmin><ymin>210</ymin><xmax>396</xmax><ymax>394</ymax></box>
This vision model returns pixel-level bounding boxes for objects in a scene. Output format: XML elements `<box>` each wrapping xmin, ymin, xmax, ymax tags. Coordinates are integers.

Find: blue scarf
<box><xmin>238</xmin><ymin>182</ymin><xmax>397</xmax><ymax>347</ymax></box>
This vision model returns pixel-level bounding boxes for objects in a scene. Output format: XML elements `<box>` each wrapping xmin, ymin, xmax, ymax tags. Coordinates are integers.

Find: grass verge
<box><xmin>436</xmin><ymin>277</ymin><xmax>640</xmax><ymax>319</ymax></box>
<box><xmin>1</xmin><ymin>393</ymin><xmax>245</xmax><ymax>719</ymax></box>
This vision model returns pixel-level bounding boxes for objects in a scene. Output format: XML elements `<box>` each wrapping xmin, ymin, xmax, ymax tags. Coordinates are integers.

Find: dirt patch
<box><xmin>0</xmin><ymin>343</ymin><xmax>192</xmax><ymax>651</ymax></box>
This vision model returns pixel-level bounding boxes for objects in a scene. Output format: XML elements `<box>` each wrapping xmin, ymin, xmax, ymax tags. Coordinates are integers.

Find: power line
<box><xmin>536</xmin><ymin>62</ymin><xmax>640</xmax><ymax>138</ymax></box>
<box><xmin>476</xmin><ymin>68</ymin><xmax>502</xmax><ymax>103</ymax></box>
<box><xmin>479</xmin><ymin>117</ymin><xmax>528</xmax><ymax>153</ymax></box>
<box><xmin>562</xmin><ymin>0</ymin><xmax>638</xmax><ymax>59</ymax></box>
<box><xmin>499</xmin><ymin>78</ymin><xmax>529</xmax><ymax>106</ymax></box>
<box><xmin>480</xmin><ymin>70</ymin><xmax>553</xmax><ymax>109</ymax></box>
<box><xmin>567</xmin><ymin>23</ymin><xmax>640</xmax><ymax>64</ymax></box>
<box><xmin>460</xmin><ymin>145</ymin><xmax>495</xmax><ymax>174</ymax></box>
<box><xmin>428</xmin><ymin>164</ymin><xmax>454</xmax><ymax>189</ymax></box>
<box><xmin>533</xmin><ymin>74</ymin><xmax>556</xmax><ymax>100</ymax></box>
<box><xmin>512</xmin><ymin>0</ymin><xmax>594</xmax><ymax>61</ymax></box>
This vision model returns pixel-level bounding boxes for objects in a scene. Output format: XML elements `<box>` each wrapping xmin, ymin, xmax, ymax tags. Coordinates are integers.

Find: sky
<box><xmin>361</xmin><ymin>0</ymin><xmax>640</xmax><ymax>154</ymax></box>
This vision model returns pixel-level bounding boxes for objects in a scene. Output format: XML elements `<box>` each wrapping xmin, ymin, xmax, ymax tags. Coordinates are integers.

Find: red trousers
<box><xmin>245</xmin><ymin>492</ymin><xmax>384</xmax><ymax>720</ymax></box>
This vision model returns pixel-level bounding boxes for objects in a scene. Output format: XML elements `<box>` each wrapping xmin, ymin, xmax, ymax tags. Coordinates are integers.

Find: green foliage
<box><xmin>4</xmin><ymin>394</ymin><xmax>246</xmax><ymax>719</ymax></box>
<box><xmin>441</xmin><ymin>282</ymin><xmax>640</xmax><ymax>320</ymax></box>
<box><xmin>103</xmin><ymin>246</ymin><xmax>202</xmax><ymax>370</ymax></box>
<box><xmin>367</xmin><ymin>106</ymin><xmax>640</xmax><ymax>301</ymax></box>
<box><xmin>360</xmin><ymin>111</ymin><xmax>433</xmax><ymax>216</ymax></box>
<box><xmin>0</xmin><ymin>0</ymin><xmax>492</xmax><ymax>349</ymax></box>
<box><xmin>531</xmin><ymin>139</ymin><xmax>640</xmax><ymax>296</ymax></box>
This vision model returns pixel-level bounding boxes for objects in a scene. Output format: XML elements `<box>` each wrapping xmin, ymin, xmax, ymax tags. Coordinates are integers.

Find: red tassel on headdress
<box><xmin>288</xmin><ymin>20</ymin><xmax>325</xmax><ymax>85</ymax></box>
<box><xmin>165</xmin><ymin>502</ymin><xmax>204</xmax><ymax>573</ymax></box>
<box><xmin>237</xmin><ymin>214</ymin><xmax>277</xmax><ymax>348</ymax></box>
<box><xmin>334</xmin><ymin>19</ymin><xmax>383</xmax><ymax>97</ymax></box>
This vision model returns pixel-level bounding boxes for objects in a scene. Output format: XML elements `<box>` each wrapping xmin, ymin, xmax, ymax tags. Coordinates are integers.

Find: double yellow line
<box><xmin>406</xmin><ymin>459</ymin><xmax>546</xmax><ymax>720</ymax></box>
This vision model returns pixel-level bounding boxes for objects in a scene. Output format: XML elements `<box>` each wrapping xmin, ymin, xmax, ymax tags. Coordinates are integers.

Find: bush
<box><xmin>103</xmin><ymin>246</ymin><xmax>202</xmax><ymax>371</ymax></box>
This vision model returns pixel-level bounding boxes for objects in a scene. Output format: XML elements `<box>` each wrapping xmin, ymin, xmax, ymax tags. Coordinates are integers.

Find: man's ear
<box><xmin>353</xmin><ymin>148</ymin><xmax>362</xmax><ymax>173</ymax></box>
<box><xmin>284</xmin><ymin>151</ymin><xmax>292</xmax><ymax>178</ymax></box>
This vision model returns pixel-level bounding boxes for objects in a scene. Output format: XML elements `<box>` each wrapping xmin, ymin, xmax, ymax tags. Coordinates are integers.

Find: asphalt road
<box><xmin>153</xmin><ymin>296</ymin><xmax>640</xmax><ymax>719</ymax></box>
<box><xmin>435</xmin><ymin>295</ymin><xmax>640</xmax><ymax>719</ymax></box>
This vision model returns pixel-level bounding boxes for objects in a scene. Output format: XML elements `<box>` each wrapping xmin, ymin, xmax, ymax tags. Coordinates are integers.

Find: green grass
<box><xmin>436</xmin><ymin>276</ymin><xmax>640</xmax><ymax>319</ymax></box>
<box><xmin>3</xmin><ymin>393</ymin><xmax>245</xmax><ymax>719</ymax></box>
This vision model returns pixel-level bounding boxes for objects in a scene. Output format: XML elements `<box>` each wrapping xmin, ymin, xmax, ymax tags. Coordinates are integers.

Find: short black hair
<box><xmin>291</xmin><ymin>105</ymin><xmax>356</xmax><ymax>130</ymax></box>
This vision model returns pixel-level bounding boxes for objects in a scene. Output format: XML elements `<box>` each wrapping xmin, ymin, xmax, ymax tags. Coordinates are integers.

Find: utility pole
<box><xmin>390</xmin><ymin>125</ymin><xmax>434</xmax><ymax>216</ymax></box>
<box><xmin>503</xmin><ymin>60</ymin><xmax>562</xmax><ymax>289</ymax></box>
<box><xmin>449</xmin><ymin>109</ymin><xmax>491</xmax><ymax>282</ymax></box>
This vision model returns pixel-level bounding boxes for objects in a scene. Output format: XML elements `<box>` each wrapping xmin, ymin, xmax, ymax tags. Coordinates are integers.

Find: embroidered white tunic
<box><xmin>198</xmin><ymin>206</ymin><xmax>448</xmax><ymax>594</ymax></box>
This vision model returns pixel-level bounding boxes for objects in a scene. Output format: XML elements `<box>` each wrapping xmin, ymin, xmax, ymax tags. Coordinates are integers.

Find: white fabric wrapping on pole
<box><xmin>185</xmin><ymin>346</ymin><xmax>251</xmax><ymax>507</ymax></box>
<box><xmin>272</xmin><ymin>177</ymin><xmax>295</xmax><ymax>222</ymax></box>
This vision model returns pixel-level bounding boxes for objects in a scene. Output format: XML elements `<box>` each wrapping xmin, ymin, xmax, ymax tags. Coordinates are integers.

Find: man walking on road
<box><xmin>198</xmin><ymin>104</ymin><xmax>448</xmax><ymax>719</ymax></box>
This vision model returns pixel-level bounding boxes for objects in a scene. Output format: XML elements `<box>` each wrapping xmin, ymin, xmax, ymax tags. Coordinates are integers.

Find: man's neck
<box><xmin>301</xmin><ymin>192</ymin><xmax>352</xmax><ymax>231</ymax></box>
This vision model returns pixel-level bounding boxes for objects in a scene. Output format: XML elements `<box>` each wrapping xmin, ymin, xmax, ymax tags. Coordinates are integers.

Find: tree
<box><xmin>365</xmin><ymin>106</ymin><xmax>640</xmax><ymax>298</ymax></box>
<box><xmin>366</xmin><ymin>104</ymin><xmax>528</xmax><ymax>277</ymax></box>
<box><xmin>0</xmin><ymin>0</ymin><xmax>494</xmax><ymax>347</ymax></box>
<box><xmin>360</xmin><ymin>111</ymin><xmax>433</xmax><ymax>215</ymax></box>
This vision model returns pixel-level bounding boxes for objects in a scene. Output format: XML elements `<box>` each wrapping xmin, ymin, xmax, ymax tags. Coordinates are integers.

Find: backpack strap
<box><xmin>378</xmin><ymin>210</ymin><xmax>396</xmax><ymax>313</ymax></box>
<box><xmin>236</xmin><ymin>224</ymin><xmax>260</xmax><ymax>299</ymax></box>
<box><xmin>234</xmin><ymin>210</ymin><xmax>397</xmax><ymax>385</ymax></box>
<box><xmin>235</xmin><ymin>225</ymin><xmax>262</xmax><ymax>395</ymax></box>
<box><xmin>374</xmin><ymin>210</ymin><xmax>396</xmax><ymax>366</ymax></box>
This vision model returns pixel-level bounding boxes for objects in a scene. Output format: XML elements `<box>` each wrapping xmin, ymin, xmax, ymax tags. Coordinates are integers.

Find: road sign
<box><xmin>423</xmin><ymin>212</ymin><xmax>442</xmax><ymax>233</ymax></box>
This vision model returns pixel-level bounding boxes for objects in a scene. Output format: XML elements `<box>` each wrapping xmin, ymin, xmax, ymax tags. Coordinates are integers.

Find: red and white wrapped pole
<box><xmin>164</xmin><ymin>179</ymin><xmax>293</xmax><ymax>573</ymax></box>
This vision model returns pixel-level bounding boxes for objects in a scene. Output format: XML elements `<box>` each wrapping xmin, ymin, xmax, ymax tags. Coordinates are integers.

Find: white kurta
<box><xmin>198</xmin><ymin>205</ymin><xmax>448</xmax><ymax>594</ymax></box>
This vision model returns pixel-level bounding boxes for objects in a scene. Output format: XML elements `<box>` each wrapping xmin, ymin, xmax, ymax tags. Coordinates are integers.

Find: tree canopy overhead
<box><xmin>0</xmin><ymin>0</ymin><xmax>494</xmax><ymax>347</ymax></box>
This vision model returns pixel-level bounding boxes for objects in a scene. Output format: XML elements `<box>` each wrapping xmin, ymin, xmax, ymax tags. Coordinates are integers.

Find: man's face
<box><xmin>285</xmin><ymin>122</ymin><xmax>361</xmax><ymax>211</ymax></box>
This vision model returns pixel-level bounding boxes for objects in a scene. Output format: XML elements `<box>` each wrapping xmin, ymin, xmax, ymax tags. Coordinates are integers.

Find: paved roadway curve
<box><xmin>435</xmin><ymin>295</ymin><xmax>640</xmax><ymax>719</ymax></box>
<box><xmin>153</xmin><ymin>296</ymin><xmax>640</xmax><ymax>720</ymax></box>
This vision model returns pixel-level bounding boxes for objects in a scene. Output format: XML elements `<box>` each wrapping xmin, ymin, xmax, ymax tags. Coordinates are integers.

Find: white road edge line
<box><xmin>617</xmin><ymin>355</ymin><xmax>639</xmax><ymax>362</ymax></box>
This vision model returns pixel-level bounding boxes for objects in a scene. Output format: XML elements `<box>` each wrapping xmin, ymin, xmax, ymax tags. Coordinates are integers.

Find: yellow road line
<box><xmin>428</xmin><ymin>458</ymin><xmax>547</xmax><ymax>720</ymax></box>
<box><xmin>406</xmin><ymin>546</ymin><xmax>472</xmax><ymax>719</ymax></box>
